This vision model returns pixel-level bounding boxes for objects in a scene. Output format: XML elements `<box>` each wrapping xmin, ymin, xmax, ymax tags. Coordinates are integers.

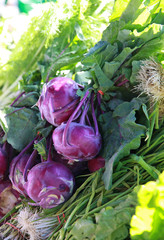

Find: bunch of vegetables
<box><xmin>0</xmin><ymin>0</ymin><xmax>164</xmax><ymax>239</ymax></box>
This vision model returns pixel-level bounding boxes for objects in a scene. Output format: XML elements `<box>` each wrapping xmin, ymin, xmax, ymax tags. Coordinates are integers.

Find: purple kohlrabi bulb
<box><xmin>52</xmin><ymin>122</ymin><xmax>102</xmax><ymax>162</ymax></box>
<box><xmin>0</xmin><ymin>147</ymin><xmax>7</xmax><ymax>180</ymax></box>
<box><xmin>37</xmin><ymin>77</ymin><xmax>80</xmax><ymax>126</ymax></box>
<box><xmin>0</xmin><ymin>180</ymin><xmax>21</xmax><ymax>217</ymax></box>
<box><xmin>52</xmin><ymin>90</ymin><xmax>102</xmax><ymax>162</ymax></box>
<box><xmin>9</xmin><ymin>154</ymin><xmax>31</xmax><ymax>196</ymax></box>
<box><xmin>24</xmin><ymin>161</ymin><xmax>75</xmax><ymax>209</ymax></box>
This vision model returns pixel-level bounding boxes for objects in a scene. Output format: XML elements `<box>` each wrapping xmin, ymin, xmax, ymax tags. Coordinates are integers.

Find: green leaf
<box><xmin>0</xmin><ymin>107</ymin><xmax>38</xmax><ymax>151</ymax></box>
<box><xmin>130</xmin><ymin>171</ymin><xmax>164</xmax><ymax>240</ymax></box>
<box><xmin>34</xmin><ymin>138</ymin><xmax>47</xmax><ymax>160</ymax></box>
<box><xmin>98</xmin><ymin>98</ymin><xmax>147</xmax><ymax>189</ymax></box>
<box><xmin>70</xmin><ymin>219</ymin><xmax>96</xmax><ymax>240</ymax></box>
<box><xmin>12</xmin><ymin>92</ymin><xmax>39</xmax><ymax>108</ymax></box>
<box><xmin>19</xmin><ymin>70</ymin><xmax>42</xmax><ymax>93</ymax></box>
<box><xmin>94</xmin><ymin>188</ymin><xmax>138</xmax><ymax>240</ymax></box>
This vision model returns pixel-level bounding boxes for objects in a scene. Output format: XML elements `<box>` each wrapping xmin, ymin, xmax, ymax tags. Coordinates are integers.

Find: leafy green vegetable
<box><xmin>34</xmin><ymin>137</ymin><xmax>47</xmax><ymax>161</ymax></box>
<box><xmin>77</xmin><ymin>0</ymin><xmax>164</xmax><ymax>93</ymax></box>
<box><xmin>130</xmin><ymin>171</ymin><xmax>164</xmax><ymax>240</ymax></box>
<box><xmin>70</xmin><ymin>187</ymin><xmax>138</xmax><ymax>240</ymax></box>
<box><xmin>0</xmin><ymin>106</ymin><xmax>39</xmax><ymax>151</ymax></box>
<box><xmin>0</xmin><ymin>0</ymin><xmax>115</xmax><ymax>106</ymax></box>
<box><xmin>70</xmin><ymin>219</ymin><xmax>96</xmax><ymax>240</ymax></box>
<box><xmin>98</xmin><ymin>98</ymin><xmax>148</xmax><ymax>189</ymax></box>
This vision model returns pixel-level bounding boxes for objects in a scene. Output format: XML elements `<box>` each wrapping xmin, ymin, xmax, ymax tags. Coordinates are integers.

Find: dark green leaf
<box><xmin>1</xmin><ymin>107</ymin><xmax>38</xmax><ymax>151</ymax></box>
<box><xmin>98</xmin><ymin>99</ymin><xmax>147</xmax><ymax>189</ymax></box>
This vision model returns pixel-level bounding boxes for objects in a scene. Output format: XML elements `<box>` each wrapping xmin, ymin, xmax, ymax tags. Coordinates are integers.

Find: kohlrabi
<box><xmin>24</xmin><ymin>141</ymin><xmax>75</xmax><ymax>209</ymax></box>
<box><xmin>88</xmin><ymin>156</ymin><xmax>105</xmax><ymax>173</ymax></box>
<box><xmin>0</xmin><ymin>145</ymin><xmax>8</xmax><ymax>180</ymax></box>
<box><xmin>9</xmin><ymin>154</ymin><xmax>31</xmax><ymax>196</ymax></box>
<box><xmin>0</xmin><ymin>180</ymin><xmax>20</xmax><ymax>217</ymax></box>
<box><xmin>37</xmin><ymin>77</ymin><xmax>80</xmax><ymax>126</ymax></box>
<box><xmin>52</xmin><ymin>90</ymin><xmax>102</xmax><ymax>162</ymax></box>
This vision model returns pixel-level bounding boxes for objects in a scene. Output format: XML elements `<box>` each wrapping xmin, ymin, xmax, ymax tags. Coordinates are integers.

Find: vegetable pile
<box><xmin>0</xmin><ymin>0</ymin><xmax>164</xmax><ymax>239</ymax></box>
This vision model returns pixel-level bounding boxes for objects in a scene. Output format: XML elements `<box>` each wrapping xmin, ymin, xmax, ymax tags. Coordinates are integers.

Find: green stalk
<box><xmin>57</xmin><ymin>172</ymin><xmax>97</xmax><ymax>214</ymax></box>
<box><xmin>59</xmin><ymin>199</ymin><xmax>89</xmax><ymax>240</ymax></box>
<box><xmin>85</xmin><ymin>171</ymin><xmax>99</xmax><ymax>214</ymax></box>
<box><xmin>82</xmin><ymin>186</ymin><xmax>134</xmax><ymax>219</ymax></box>
<box><xmin>130</xmin><ymin>154</ymin><xmax>160</xmax><ymax>179</ymax></box>
<box><xmin>155</xmin><ymin>102</ymin><xmax>159</xmax><ymax>129</ymax></box>
<box><xmin>147</xmin><ymin>111</ymin><xmax>156</xmax><ymax>147</ymax></box>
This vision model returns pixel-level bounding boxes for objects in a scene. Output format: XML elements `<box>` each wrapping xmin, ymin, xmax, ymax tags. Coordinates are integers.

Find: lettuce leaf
<box><xmin>130</xmin><ymin>171</ymin><xmax>164</xmax><ymax>240</ymax></box>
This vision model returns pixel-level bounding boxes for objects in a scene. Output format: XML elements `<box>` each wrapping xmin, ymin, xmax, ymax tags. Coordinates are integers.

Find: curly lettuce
<box><xmin>130</xmin><ymin>171</ymin><xmax>164</xmax><ymax>240</ymax></box>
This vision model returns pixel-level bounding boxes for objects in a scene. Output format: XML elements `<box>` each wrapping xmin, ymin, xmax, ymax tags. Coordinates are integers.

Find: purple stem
<box><xmin>114</xmin><ymin>74</ymin><xmax>124</xmax><ymax>85</ymax></box>
<box><xmin>97</xmin><ymin>92</ymin><xmax>104</xmax><ymax>115</ymax></box>
<box><xmin>77</xmin><ymin>84</ymin><xmax>84</xmax><ymax>90</ymax></box>
<box><xmin>47</xmin><ymin>137</ymin><xmax>53</xmax><ymax>162</ymax></box>
<box><xmin>79</xmin><ymin>96</ymin><xmax>91</xmax><ymax>125</ymax></box>
<box><xmin>91</xmin><ymin>92</ymin><xmax>99</xmax><ymax>136</ymax></box>
<box><xmin>13</xmin><ymin>92</ymin><xmax>38</xmax><ymax>107</ymax></box>
<box><xmin>10</xmin><ymin>91</ymin><xmax>25</xmax><ymax>107</ymax></box>
<box><xmin>10</xmin><ymin>136</ymin><xmax>39</xmax><ymax>183</ymax></box>
<box><xmin>23</xmin><ymin>149</ymin><xmax>38</xmax><ymax>182</ymax></box>
<box><xmin>63</xmin><ymin>90</ymin><xmax>91</xmax><ymax>146</ymax></box>
<box><xmin>116</xmin><ymin>79</ymin><xmax>129</xmax><ymax>87</ymax></box>
<box><xmin>53</xmin><ymin>97</ymin><xmax>80</xmax><ymax>115</ymax></box>
<box><xmin>5</xmin><ymin>107</ymin><xmax>26</xmax><ymax>117</ymax></box>
<box><xmin>86</xmin><ymin>114</ymin><xmax>91</xmax><ymax>126</ymax></box>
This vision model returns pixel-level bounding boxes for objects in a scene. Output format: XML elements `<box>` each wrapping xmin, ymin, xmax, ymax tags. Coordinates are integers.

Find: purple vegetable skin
<box><xmin>0</xmin><ymin>147</ymin><xmax>7</xmax><ymax>180</ymax></box>
<box><xmin>9</xmin><ymin>154</ymin><xmax>30</xmax><ymax>196</ymax></box>
<box><xmin>37</xmin><ymin>77</ymin><xmax>80</xmax><ymax>126</ymax></box>
<box><xmin>55</xmin><ymin>151</ymin><xmax>88</xmax><ymax>176</ymax></box>
<box><xmin>0</xmin><ymin>180</ymin><xmax>20</xmax><ymax>217</ymax></box>
<box><xmin>53</xmin><ymin>122</ymin><xmax>101</xmax><ymax>162</ymax></box>
<box><xmin>24</xmin><ymin>161</ymin><xmax>75</xmax><ymax>209</ymax></box>
<box><xmin>52</xmin><ymin>90</ymin><xmax>102</xmax><ymax>162</ymax></box>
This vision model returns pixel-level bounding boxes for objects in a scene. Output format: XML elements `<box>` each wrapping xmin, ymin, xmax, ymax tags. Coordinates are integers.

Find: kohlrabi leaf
<box><xmin>70</xmin><ymin>219</ymin><xmax>96</xmax><ymax>240</ymax></box>
<box><xmin>19</xmin><ymin>70</ymin><xmax>42</xmax><ymax>93</ymax></box>
<box><xmin>98</xmin><ymin>98</ymin><xmax>147</xmax><ymax>189</ymax></box>
<box><xmin>69</xmin><ymin>187</ymin><xmax>138</xmax><ymax>240</ymax></box>
<box><xmin>0</xmin><ymin>107</ymin><xmax>38</xmax><ymax>151</ymax></box>
<box><xmin>95</xmin><ymin>188</ymin><xmax>138</xmax><ymax>240</ymax></box>
<box><xmin>12</xmin><ymin>92</ymin><xmax>39</xmax><ymax>108</ymax></box>
<box><xmin>34</xmin><ymin>138</ymin><xmax>47</xmax><ymax>161</ymax></box>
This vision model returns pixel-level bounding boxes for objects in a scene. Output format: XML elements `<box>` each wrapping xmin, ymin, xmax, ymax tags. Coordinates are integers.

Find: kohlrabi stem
<box><xmin>13</xmin><ymin>92</ymin><xmax>39</xmax><ymax>107</ymax></box>
<box><xmin>53</xmin><ymin>97</ymin><xmax>80</xmax><ymax>115</ymax></box>
<box><xmin>86</xmin><ymin>114</ymin><xmax>91</xmax><ymax>126</ymax></box>
<box><xmin>79</xmin><ymin>97</ymin><xmax>90</xmax><ymax>125</ymax></box>
<box><xmin>97</xmin><ymin>92</ymin><xmax>104</xmax><ymax>114</ymax></box>
<box><xmin>47</xmin><ymin>137</ymin><xmax>53</xmax><ymax>162</ymax></box>
<box><xmin>10</xmin><ymin>136</ymin><xmax>39</xmax><ymax>183</ymax></box>
<box><xmin>10</xmin><ymin>91</ymin><xmax>25</xmax><ymax>107</ymax></box>
<box><xmin>63</xmin><ymin>90</ymin><xmax>91</xmax><ymax>146</ymax></box>
<box><xmin>23</xmin><ymin>149</ymin><xmax>38</xmax><ymax>181</ymax></box>
<box><xmin>114</xmin><ymin>74</ymin><xmax>124</xmax><ymax>85</ymax></box>
<box><xmin>5</xmin><ymin>107</ymin><xmax>26</xmax><ymax>117</ymax></box>
<box><xmin>116</xmin><ymin>78</ymin><xmax>129</xmax><ymax>87</ymax></box>
<box><xmin>91</xmin><ymin>92</ymin><xmax>99</xmax><ymax>136</ymax></box>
